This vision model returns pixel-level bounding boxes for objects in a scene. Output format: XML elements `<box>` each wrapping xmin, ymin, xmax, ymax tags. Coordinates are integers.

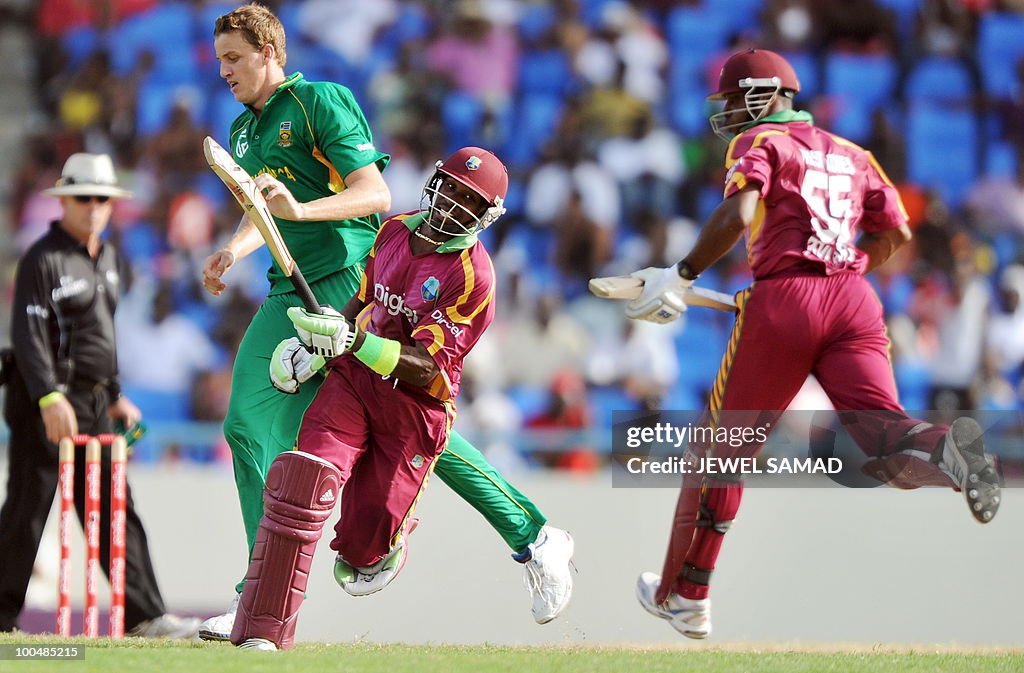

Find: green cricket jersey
<box><xmin>228</xmin><ymin>72</ymin><xmax>390</xmax><ymax>294</ymax></box>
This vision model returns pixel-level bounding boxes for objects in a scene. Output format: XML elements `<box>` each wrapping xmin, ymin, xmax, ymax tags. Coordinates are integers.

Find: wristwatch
<box><xmin>676</xmin><ymin>261</ymin><xmax>700</xmax><ymax>281</ymax></box>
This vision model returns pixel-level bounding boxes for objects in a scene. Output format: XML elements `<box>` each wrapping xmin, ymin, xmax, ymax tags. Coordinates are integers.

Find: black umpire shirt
<box><xmin>10</xmin><ymin>220</ymin><xmax>122</xmax><ymax>403</ymax></box>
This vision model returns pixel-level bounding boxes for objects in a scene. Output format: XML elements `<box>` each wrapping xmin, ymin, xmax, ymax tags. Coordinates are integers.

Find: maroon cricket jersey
<box><xmin>723</xmin><ymin>119</ymin><xmax>908</xmax><ymax>279</ymax></box>
<box><xmin>347</xmin><ymin>211</ymin><xmax>495</xmax><ymax>402</ymax></box>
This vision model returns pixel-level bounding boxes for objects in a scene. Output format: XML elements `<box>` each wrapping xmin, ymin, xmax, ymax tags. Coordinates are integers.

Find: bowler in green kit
<box><xmin>197</xmin><ymin>3</ymin><xmax>573</xmax><ymax>641</ymax></box>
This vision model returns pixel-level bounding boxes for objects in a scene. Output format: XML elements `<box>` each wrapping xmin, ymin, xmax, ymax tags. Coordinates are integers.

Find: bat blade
<box><xmin>203</xmin><ymin>136</ymin><xmax>321</xmax><ymax>314</ymax></box>
<box><xmin>588</xmin><ymin>275</ymin><xmax>737</xmax><ymax>312</ymax></box>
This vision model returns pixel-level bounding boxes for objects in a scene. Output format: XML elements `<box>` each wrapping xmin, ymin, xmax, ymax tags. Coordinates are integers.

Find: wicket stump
<box><xmin>57</xmin><ymin>434</ymin><xmax>128</xmax><ymax>638</ymax></box>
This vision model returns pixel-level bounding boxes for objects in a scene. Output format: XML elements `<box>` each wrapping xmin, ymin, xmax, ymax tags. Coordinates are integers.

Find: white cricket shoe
<box><xmin>940</xmin><ymin>417</ymin><xmax>1001</xmax><ymax>524</ymax></box>
<box><xmin>636</xmin><ymin>571</ymin><xmax>711</xmax><ymax>639</ymax></box>
<box><xmin>335</xmin><ymin>539</ymin><xmax>408</xmax><ymax>597</ymax></box>
<box><xmin>197</xmin><ymin>592</ymin><xmax>240</xmax><ymax>641</ymax></box>
<box><xmin>520</xmin><ymin>526</ymin><xmax>574</xmax><ymax>624</ymax></box>
<box><xmin>238</xmin><ymin>637</ymin><xmax>278</xmax><ymax>651</ymax></box>
<box><xmin>127</xmin><ymin>613</ymin><xmax>201</xmax><ymax>639</ymax></box>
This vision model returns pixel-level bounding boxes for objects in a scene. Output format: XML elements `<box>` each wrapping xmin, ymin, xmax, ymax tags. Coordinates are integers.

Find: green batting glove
<box><xmin>286</xmin><ymin>306</ymin><xmax>357</xmax><ymax>359</ymax></box>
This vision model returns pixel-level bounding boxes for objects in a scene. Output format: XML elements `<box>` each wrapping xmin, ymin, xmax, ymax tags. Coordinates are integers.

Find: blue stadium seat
<box><xmin>197</xmin><ymin>1</ymin><xmax>236</xmax><ymax>35</ymax></box>
<box><xmin>518</xmin><ymin>50</ymin><xmax>574</xmax><ymax>96</ymax></box>
<box><xmin>904</xmin><ymin>57</ymin><xmax>976</xmax><ymax>105</ymax></box>
<box><xmin>505</xmin><ymin>94</ymin><xmax>564</xmax><ymax>167</ymax></box>
<box><xmin>977</xmin><ymin>12</ymin><xmax>1024</xmax><ymax>99</ymax></box>
<box><xmin>119</xmin><ymin>221</ymin><xmax>168</xmax><ymax>267</ymax></box>
<box><xmin>275</xmin><ymin>1</ymin><xmax>303</xmax><ymax>39</ymax></box>
<box><xmin>205</xmin><ymin>88</ymin><xmax>243</xmax><ymax>145</ymax></box>
<box><xmin>666</xmin><ymin>6</ymin><xmax>727</xmax><ymax>86</ymax></box>
<box><xmin>441</xmin><ymin>92</ymin><xmax>485</xmax><ymax>153</ymax></box>
<box><xmin>62</xmin><ymin>26</ymin><xmax>101</xmax><ymax>69</ymax></box>
<box><xmin>136</xmin><ymin>81</ymin><xmax>199</xmax><ymax>136</ymax></box>
<box><xmin>893</xmin><ymin>360</ymin><xmax>930</xmax><ymax>412</ymax></box>
<box><xmin>986</xmin><ymin>140</ymin><xmax>1019</xmax><ymax>178</ymax></box>
<box><xmin>507</xmin><ymin>385</ymin><xmax>550</xmax><ymax>419</ymax></box>
<box><xmin>704</xmin><ymin>0</ymin><xmax>765</xmax><ymax>35</ymax></box>
<box><xmin>121</xmin><ymin>386</ymin><xmax>191</xmax><ymax>423</ymax></box>
<box><xmin>992</xmin><ymin>232</ymin><xmax>1021</xmax><ymax>269</ymax></box>
<box><xmin>580</xmin><ymin>0</ymin><xmax>618</xmax><ymax>29</ymax></box>
<box><xmin>668</xmin><ymin>86</ymin><xmax>710</xmax><ymax>137</ymax></box>
<box><xmin>781</xmin><ymin>50</ymin><xmax>820</xmax><ymax>100</ymax></box>
<box><xmin>666</xmin><ymin>6</ymin><xmax>729</xmax><ymax>57</ymax></box>
<box><xmin>907</xmin><ymin>103</ymin><xmax>978</xmax><ymax>207</ymax></box>
<box><xmin>519</xmin><ymin>2</ymin><xmax>558</xmax><ymax>42</ymax></box>
<box><xmin>824</xmin><ymin>53</ymin><xmax>898</xmax><ymax>141</ymax></box>
<box><xmin>875</xmin><ymin>0</ymin><xmax>922</xmax><ymax>34</ymax></box>
<box><xmin>109</xmin><ymin>2</ymin><xmax>197</xmax><ymax>84</ymax></box>
<box><xmin>588</xmin><ymin>386</ymin><xmax>641</xmax><ymax>423</ymax></box>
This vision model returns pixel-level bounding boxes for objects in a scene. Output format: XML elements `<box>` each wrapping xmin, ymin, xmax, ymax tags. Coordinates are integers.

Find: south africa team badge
<box><xmin>421</xmin><ymin>276</ymin><xmax>440</xmax><ymax>302</ymax></box>
<box><xmin>278</xmin><ymin>121</ymin><xmax>292</xmax><ymax>148</ymax></box>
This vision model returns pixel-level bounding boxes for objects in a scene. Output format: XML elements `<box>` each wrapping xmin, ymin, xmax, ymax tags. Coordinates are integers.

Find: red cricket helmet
<box><xmin>437</xmin><ymin>147</ymin><xmax>508</xmax><ymax>204</ymax></box>
<box><xmin>424</xmin><ymin>147</ymin><xmax>508</xmax><ymax>237</ymax></box>
<box><xmin>708</xmin><ymin>48</ymin><xmax>801</xmax><ymax>140</ymax></box>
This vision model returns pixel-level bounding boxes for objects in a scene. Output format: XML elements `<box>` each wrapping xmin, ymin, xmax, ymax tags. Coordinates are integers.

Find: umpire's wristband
<box><xmin>39</xmin><ymin>391</ymin><xmax>66</xmax><ymax>409</ymax></box>
<box><xmin>353</xmin><ymin>332</ymin><xmax>401</xmax><ymax>376</ymax></box>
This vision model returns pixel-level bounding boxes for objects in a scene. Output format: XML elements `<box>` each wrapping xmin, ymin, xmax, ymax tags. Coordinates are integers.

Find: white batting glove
<box><xmin>287</xmin><ymin>306</ymin><xmax>357</xmax><ymax>359</ymax></box>
<box><xmin>625</xmin><ymin>265</ymin><xmax>694</xmax><ymax>324</ymax></box>
<box><xmin>292</xmin><ymin>304</ymin><xmax>342</xmax><ymax>347</ymax></box>
<box><xmin>270</xmin><ymin>337</ymin><xmax>326</xmax><ymax>394</ymax></box>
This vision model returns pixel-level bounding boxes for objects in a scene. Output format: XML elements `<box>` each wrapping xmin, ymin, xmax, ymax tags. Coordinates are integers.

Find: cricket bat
<box><xmin>589</xmin><ymin>275</ymin><xmax>737</xmax><ymax>312</ymax></box>
<box><xmin>203</xmin><ymin>136</ymin><xmax>322</xmax><ymax>315</ymax></box>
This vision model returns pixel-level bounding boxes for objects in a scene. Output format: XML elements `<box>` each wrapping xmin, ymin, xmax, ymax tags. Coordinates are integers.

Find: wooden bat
<box><xmin>589</xmin><ymin>275</ymin><xmax>737</xmax><ymax>312</ymax></box>
<box><xmin>203</xmin><ymin>136</ymin><xmax>322</xmax><ymax>315</ymax></box>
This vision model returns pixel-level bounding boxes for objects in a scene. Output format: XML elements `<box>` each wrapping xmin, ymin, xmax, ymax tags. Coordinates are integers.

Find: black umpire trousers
<box><xmin>0</xmin><ymin>373</ymin><xmax>166</xmax><ymax>631</ymax></box>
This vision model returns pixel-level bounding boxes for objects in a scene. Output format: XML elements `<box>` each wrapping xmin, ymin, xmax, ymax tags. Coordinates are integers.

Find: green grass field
<box><xmin>0</xmin><ymin>635</ymin><xmax>1021</xmax><ymax>673</ymax></box>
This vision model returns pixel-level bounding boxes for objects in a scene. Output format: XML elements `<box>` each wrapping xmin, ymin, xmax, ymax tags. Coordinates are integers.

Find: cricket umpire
<box><xmin>0</xmin><ymin>153</ymin><xmax>198</xmax><ymax>637</ymax></box>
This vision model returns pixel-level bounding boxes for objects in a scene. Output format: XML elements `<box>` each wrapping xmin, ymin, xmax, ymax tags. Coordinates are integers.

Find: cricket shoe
<box><xmin>335</xmin><ymin>540</ymin><xmax>409</xmax><ymax>597</ymax></box>
<box><xmin>127</xmin><ymin>614</ymin><xmax>201</xmax><ymax>639</ymax></box>
<box><xmin>940</xmin><ymin>417</ymin><xmax>1001</xmax><ymax>524</ymax></box>
<box><xmin>197</xmin><ymin>592</ymin><xmax>239</xmax><ymax>641</ymax></box>
<box><xmin>237</xmin><ymin>637</ymin><xmax>278</xmax><ymax>651</ymax></box>
<box><xmin>635</xmin><ymin>572</ymin><xmax>711</xmax><ymax>639</ymax></box>
<box><xmin>514</xmin><ymin>526</ymin><xmax>575</xmax><ymax>624</ymax></box>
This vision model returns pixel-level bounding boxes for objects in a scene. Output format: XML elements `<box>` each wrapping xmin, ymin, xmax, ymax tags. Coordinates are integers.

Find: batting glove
<box><xmin>625</xmin><ymin>265</ymin><xmax>693</xmax><ymax>324</ymax></box>
<box><xmin>287</xmin><ymin>306</ymin><xmax>357</xmax><ymax>359</ymax></box>
<box><xmin>270</xmin><ymin>337</ymin><xmax>326</xmax><ymax>394</ymax></box>
<box><xmin>293</xmin><ymin>304</ymin><xmax>342</xmax><ymax>347</ymax></box>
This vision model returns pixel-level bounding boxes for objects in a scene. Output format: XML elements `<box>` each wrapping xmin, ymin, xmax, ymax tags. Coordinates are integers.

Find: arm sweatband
<box><xmin>39</xmin><ymin>391</ymin><xmax>66</xmax><ymax>409</ymax></box>
<box><xmin>353</xmin><ymin>332</ymin><xmax>401</xmax><ymax>376</ymax></box>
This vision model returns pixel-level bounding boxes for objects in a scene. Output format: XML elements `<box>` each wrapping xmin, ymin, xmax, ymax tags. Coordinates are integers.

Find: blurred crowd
<box><xmin>5</xmin><ymin>0</ymin><xmax>1024</xmax><ymax>469</ymax></box>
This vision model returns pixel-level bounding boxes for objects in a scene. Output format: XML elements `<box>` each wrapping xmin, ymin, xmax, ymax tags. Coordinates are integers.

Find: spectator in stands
<box><xmin>425</xmin><ymin>1</ymin><xmax>519</xmax><ymax>109</ymax></box>
<box><xmin>116</xmin><ymin>279</ymin><xmax>219</xmax><ymax>406</ymax></box>
<box><xmin>925</xmin><ymin>237</ymin><xmax>991</xmax><ymax>409</ymax></box>
<box><xmin>597</xmin><ymin>109</ymin><xmax>684</xmax><ymax>220</ymax></box>
<box><xmin>553</xmin><ymin>190</ymin><xmax>613</xmax><ymax>287</ymax></box>
<box><xmin>986</xmin><ymin>263</ymin><xmax>1024</xmax><ymax>378</ymax></box>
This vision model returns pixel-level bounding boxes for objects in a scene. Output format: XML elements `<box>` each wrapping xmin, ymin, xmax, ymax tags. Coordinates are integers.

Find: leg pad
<box><xmin>230</xmin><ymin>451</ymin><xmax>340</xmax><ymax>650</ymax></box>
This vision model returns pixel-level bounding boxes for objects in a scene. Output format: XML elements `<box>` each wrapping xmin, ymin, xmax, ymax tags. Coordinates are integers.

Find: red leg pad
<box><xmin>231</xmin><ymin>451</ymin><xmax>341</xmax><ymax>650</ymax></box>
<box><xmin>675</xmin><ymin>481</ymin><xmax>744</xmax><ymax>600</ymax></box>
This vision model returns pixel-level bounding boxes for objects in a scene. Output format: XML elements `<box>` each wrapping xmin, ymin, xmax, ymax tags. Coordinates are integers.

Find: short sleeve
<box><xmin>312</xmin><ymin>84</ymin><xmax>389</xmax><ymax>181</ymax></box>
<box><xmin>859</xmin><ymin>151</ymin><xmax>908</xmax><ymax>233</ymax></box>
<box><xmin>724</xmin><ymin>144</ymin><xmax>773</xmax><ymax>200</ymax></box>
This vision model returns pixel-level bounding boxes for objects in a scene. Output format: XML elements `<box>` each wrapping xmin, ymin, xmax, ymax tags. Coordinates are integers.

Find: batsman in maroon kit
<box><xmin>625</xmin><ymin>49</ymin><xmax>1002</xmax><ymax>639</ymax></box>
<box><xmin>228</xmin><ymin>147</ymin><xmax>507</xmax><ymax>650</ymax></box>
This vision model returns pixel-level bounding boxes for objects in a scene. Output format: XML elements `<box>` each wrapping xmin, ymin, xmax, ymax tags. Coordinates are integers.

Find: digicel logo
<box><xmin>374</xmin><ymin>283</ymin><xmax>420</xmax><ymax>324</ymax></box>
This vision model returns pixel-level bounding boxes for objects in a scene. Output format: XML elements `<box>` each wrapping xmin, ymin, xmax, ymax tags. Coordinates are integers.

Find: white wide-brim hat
<box><xmin>42</xmin><ymin>152</ymin><xmax>133</xmax><ymax>199</ymax></box>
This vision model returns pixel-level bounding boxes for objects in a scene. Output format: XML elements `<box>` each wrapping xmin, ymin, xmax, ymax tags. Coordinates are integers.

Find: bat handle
<box><xmin>290</xmin><ymin>268</ymin><xmax>323</xmax><ymax>315</ymax></box>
